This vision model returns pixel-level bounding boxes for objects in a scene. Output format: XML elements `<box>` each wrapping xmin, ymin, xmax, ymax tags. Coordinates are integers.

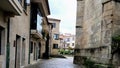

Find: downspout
<box><xmin>28</xmin><ymin>28</ymin><xmax>31</xmax><ymax>64</ymax></box>
<box><xmin>28</xmin><ymin>6</ymin><xmax>31</xmax><ymax>64</ymax></box>
<box><xmin>6</xmin><ymin>18</ymin><xmax>10</xmax><ymax>68</ymax></box>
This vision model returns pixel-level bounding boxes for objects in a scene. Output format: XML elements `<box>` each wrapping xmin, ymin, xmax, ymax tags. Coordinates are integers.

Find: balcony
<box><xmin>31</xmin><ymin>0</ymin><xmax>50</xmax><ymax>16</ymax></box>
<box><xmin>0</xmin><ymin>0</ymin><xmax>23</xmax><ymax>15</ymax></box>
<box><xmin>31</xmin><ymin>30</ymin><xmax>43</xmax><ymax>39</ymax></box>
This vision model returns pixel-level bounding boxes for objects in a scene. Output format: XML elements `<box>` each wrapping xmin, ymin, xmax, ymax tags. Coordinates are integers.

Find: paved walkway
<box><xmin>24</xmin><ymin>57</ymin><xmax>81</xmax><ymax>68</ymax></box>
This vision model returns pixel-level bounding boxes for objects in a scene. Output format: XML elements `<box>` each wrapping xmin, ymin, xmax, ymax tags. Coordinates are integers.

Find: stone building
<box><xmin>30</xmin><ymin>0</ymin><xmax>50</xmax><ymax>62</ymax></box>
<box><xmin>74</xmin><ymin>0</ymin><xmax>120</xmax><ymax>67</ymax></box>
<box><xmin>0</xmin><ymin>0</ymin><xmax>51</xmax><ymax>68</ymax></box>
<box><xmin>0</xmin><ymin>0</ymin><xmax>30</xmax><ymax>68</ymax></box>
<box><xmin>48</xmin><ymin>18</ymin><xmax>61</xmax><ymax>55</ymax></box>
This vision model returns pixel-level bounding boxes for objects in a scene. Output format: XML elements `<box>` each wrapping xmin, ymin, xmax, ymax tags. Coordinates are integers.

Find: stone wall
<box><xmin>75</xmin><ymin>0</ymin><xmax>85</xmax><ymax>49</ymax></box>
<box><xmin>9</xmin><ymin>6</ymin><xmax>30</xmax><ymax>68</ymax></box>
<box><xmin>112</xmin><ymin>1</ymin><xmax>120</xmax><ymax>66</ymax></box>
<box><xmin>74</xmin><ymin>0</ymin><xmax>120</xmax><ymax>66</ymax></box>
<box><xmin>0</xmin><ymin>10</ymin><xmax>7</xmax><ymax>68</ymax></box>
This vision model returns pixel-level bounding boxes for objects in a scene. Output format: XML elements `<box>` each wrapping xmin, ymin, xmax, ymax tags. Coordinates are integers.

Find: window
<box><xmin>30</xmin><ymin>3</ymin><xmax>37</xmax><ymax>29</ymax></box>
<box><xmin>72</xmin><ymin>43</ymin><xmax>74</xmax><ymax>46</ymax></box>
<box><xmin>53</xmin><ymin>34</ymin><xmax>59</xmax><ymax>40</ymax></box>
<box><xmin>67</xmin><ymin>38</ymin><xmax>70</xmax><ymax>42</ymax></box>
<box><xmin>18</xmin><ymin>0</ymin><xmax>22</xmax><ymax>4</ymax></box>
<box><xmin>37</xmin><ymin>14</ymin><xmax>42</xmax><ymax>33</ymax></box>
<box><xmin>53</xmin><ymin>44</ymin><xmax>58</xmax><ymax>49</ymax></box>
<box><xmin>72</xmin><ymin>37</ymin><xmax>75</xmax><ymax>40</ymax></box>
<box><xmin>24</xmin><ymin>0</ymin><xmax>27</xmax><ymax>10</ymax></box>
<box><xmin>67</xmin><ymin>43</ymin><xmax>70</xmax><ymax>47</ymax></box>
<box><xmin>52</xmin><ymin>23</ymin><xmax>56</xmax><ymax>28</ymax></box>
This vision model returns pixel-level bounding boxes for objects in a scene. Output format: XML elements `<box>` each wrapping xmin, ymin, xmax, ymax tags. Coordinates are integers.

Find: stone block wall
<box><xmin>74</xmin><ymin>0</ymin><xmax>120</xmax><ymax>66</ymax></box>
<box><xmin>9</xmin><ymin>6</ymin><xmax>30</xmax><ymax>68</ymax></box>
<box><xmin>75</xmin><ymin>0</ymin><xmax>85</xmax><ymax>49</ymax></box>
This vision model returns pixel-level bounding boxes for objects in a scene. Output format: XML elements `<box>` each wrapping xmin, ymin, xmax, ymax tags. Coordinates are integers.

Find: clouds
<box><xmin>48</xmin><ymin>0</ymin><xmax>77</xmax><ymax>34</ymax></box>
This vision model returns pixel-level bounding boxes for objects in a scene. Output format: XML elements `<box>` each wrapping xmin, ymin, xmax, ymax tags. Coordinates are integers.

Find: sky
<box><xmin>48</xmin><ymin>0</ymin><xmax>77</xmax><ymax>34</ymax></box>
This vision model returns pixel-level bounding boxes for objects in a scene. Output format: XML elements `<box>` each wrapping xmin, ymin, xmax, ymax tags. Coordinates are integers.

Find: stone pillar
<box><xmin>43</xmin><ymin>34</ymin><xmax>49</xmax><ymax>59</ymax></box>
<box><xmin>74</xmin><ymin>0</ymin><xmax>85</xmax><ymax>64</ymax></box>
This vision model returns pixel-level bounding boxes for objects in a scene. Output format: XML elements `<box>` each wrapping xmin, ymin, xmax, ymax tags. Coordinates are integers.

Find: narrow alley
<box><xmin>24</xmin><ymin>57</ymin><xmax>81</xmax><ymax>68</ymax></box>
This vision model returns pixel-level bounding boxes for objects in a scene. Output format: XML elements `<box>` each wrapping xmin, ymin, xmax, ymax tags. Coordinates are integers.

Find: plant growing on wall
<box><xmin>111</xmin><ymin>35</ymin><xmax>120</xmax><ymax>64</ymax></box>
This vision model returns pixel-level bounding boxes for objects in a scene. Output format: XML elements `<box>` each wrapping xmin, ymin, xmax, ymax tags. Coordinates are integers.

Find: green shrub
<box><xmin>107</xmin><ymin>64</ymin><xmax>114</xmax><ymax>68</ymax></box>
<box><xmin>59</xmin><ymin>49</ymin><xmax>72</xmax><ymax>55</ymax></box>
<box><xmin>84</xmin><ymin>58</ymin><xmax>95</xmax><ymax>68</ymax></box>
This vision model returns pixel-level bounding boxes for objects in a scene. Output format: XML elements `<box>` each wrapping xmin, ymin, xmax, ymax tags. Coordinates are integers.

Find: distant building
<box><xmin>59</xmin><ymin>33</ymin><xmax>75</xmax><ymax>50</ymax></box>
<box><xmin>48</xmin><ymin>18</ymin><xmax>61</xmax><ymax>55</ymax></box>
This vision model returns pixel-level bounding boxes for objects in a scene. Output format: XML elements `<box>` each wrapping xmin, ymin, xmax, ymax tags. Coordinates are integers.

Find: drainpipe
<box><xmin>28</xmin><ymin>16</ymin><xmax>31</xmax><ymax>64</ymax></box>
<box><xmin>28</xmin><ymin>21</ymin><xmax>31</xmax><ymax>64</ymax></box>
<box><xmin>6</xmin><ymin>18</ymin><xmax>10</xmax><ymax>68</ymax></box>
<box><xmin>28</xmin><ymin>4</ymin><xmax>32</xmax><ymax>64</ymax></box>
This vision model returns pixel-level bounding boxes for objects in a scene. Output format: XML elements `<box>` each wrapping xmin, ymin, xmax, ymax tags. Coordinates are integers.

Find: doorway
<box><xmin>21</xmin><ymin>38</ymin><xmax>26</xmax><ymax>66</ymax></box>
<box><xmin>38</xmin><ymin>42</ymin><xmax>41</xmax><ymax>59</ymax></box>
<box><xmin>15</xmin><ymin>35</ymin><xmax>21</xmax><ymax>68</ymax></box>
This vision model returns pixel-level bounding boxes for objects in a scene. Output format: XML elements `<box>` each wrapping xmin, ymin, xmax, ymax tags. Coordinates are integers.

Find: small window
<box><xmin>72</xmin><ymin>43</ymin><xmax>74</xmax><ymax>46</ymax></box>
<box><xmin>53</xmin><ymin>44</ymin><xmax>58</xmax><ymax>49</ymax></box>
<box><xmin>67</xmin><ymin>43</ymin><xmax>70</xmax><ymax>47</ymax></box>
<box><xmin>24</xmin><ymin>0</ymin><xmax>27</xmax><ymax>10</ymax></box>
<box><xmin>52</xmin><ymin>23</ymin><xmax>56</xmax><ymax>28</ymax></box>
<box><xmin>72</xmin><ymin>37</ymin><xmax>75</xmax><ymax>40</ymax></box>
<box><xmin>18</xmin><ymin>0</ymin><xmax>22</xmax><ymax>4</ymax></box>
<box><xmin>67</xmin><ymin>38</ymin><xmax>70</xmax><ymax>42</ymax></box>
<box><xmin>53</xmin><ymin>34</ymin><xmax>59</xmax><ymax>40</ymax></box>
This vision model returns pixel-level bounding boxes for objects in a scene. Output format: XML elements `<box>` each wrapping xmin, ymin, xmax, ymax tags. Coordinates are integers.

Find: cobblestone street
<box><xmin>24</xmin><ymin>57</ymin><xmax>81</xmax><ymax>68</ymax></box>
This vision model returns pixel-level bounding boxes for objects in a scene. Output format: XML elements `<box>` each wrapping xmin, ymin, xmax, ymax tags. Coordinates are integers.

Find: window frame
<box><xmin>53</xmin><ymin>34</ymin><xmax>59</xmax><ymax>40</ymax></box>
<box><xmin>67</xmin><ymin>38</ymin><xmax>70</xmax><ymax>42</ymax></box>
<box><xmin>52</xmin><ymin>23</ymin><xmax>56</xmax><ymax>28</ymax></box>
<box><xmin>23</xmin><ymin>0</ymin><xmax>27</xmax><ymax>10</ymax></box>
<box><xmin>53</xmin><ymin>44</ymin><xmax>58</xmax><ymax>49</ymax></box>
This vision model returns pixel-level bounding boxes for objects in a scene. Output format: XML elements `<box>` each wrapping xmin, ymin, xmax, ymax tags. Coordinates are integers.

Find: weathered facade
<box><xmin>0</xmin><ymin>0</ymin><xmax>51</xmax><ymax>68</ymax></box>
<box><xmin>0</xmin><ymin>0</ymin><xmax>30</xmax><ymax>68</ymax></box>
<box><xmin>48</xmin><ymin>18</ymin><xmax>61</xmax><ymax>55</ymax></box>
<box><xmin>74</xmin><ymin>0</ymin><xmax>120</xmax><ymax>67</ymax></box>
